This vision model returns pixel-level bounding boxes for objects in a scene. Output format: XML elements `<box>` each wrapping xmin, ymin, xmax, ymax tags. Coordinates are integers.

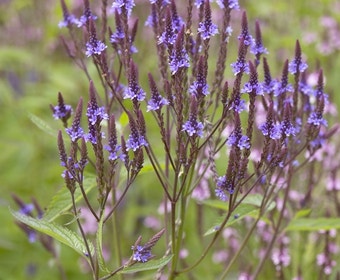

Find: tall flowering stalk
<box><xmin>11</xmin><ymin>1</ymin><xmax>340</xmax><ymax>280</ymax></box>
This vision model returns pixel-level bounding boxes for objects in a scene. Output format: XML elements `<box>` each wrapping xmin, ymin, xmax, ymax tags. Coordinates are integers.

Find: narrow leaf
<box><xmin>204</xmin><ymin>204</ymin><xmax>259</xmax><ymax>236</ymax></box>
<box><xmin>10</xmin><ymin>208</ymin><xmax>94</xmax><ymax>257</ymax></box>
<box><xmin>286</xmin><ymin>218</ymin><xmax>340</xmax><ymax>231</ymax></box>
<box><xmin>119</xmin><ymin>255</ymin><xmax>173</xmax><ymax>274</ymax></box>
<box><xmin>28</xmin><ymin>113</ymin><xmax>56</xmax><ymax>137</ymax></box>
<box><xmin>43</xmin><ymin>175</ymin><xmax>96</xmax><ymax>222</ymax></box>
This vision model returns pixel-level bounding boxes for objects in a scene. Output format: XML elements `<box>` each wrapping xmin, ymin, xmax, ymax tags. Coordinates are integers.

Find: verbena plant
<box><xmin>11</xmin><ymin>0</ymin><xmax>340</xmax><ymax>279</ymax></box>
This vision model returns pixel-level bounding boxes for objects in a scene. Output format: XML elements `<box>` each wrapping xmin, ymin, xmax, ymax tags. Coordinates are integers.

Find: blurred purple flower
<box><xmin>307</xmin><ymin>112</ymin><xmax>328</xmax><ymax>127</ymax></box>
<box><xmin>216</xmin><ymin>0</ymin><xmax>240</xmax><ymax>10</ymax></box>
<box><xmin>112</xmin><ymin>0</ymin><xmax>135</xmax><ymax>17</ymax></box>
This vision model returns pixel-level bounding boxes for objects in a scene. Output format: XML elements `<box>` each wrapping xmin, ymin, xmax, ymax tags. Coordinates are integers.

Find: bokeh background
<box><xmin>1</xmin><ymin>0</ymin><xmax>339</xmax><ymax>279</ymax></box>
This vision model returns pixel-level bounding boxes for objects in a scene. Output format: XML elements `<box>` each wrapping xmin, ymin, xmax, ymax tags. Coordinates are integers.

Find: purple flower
<box><xmin>189</xmin><ymin>56</ymin><xmax>209</xmax><ymax>97</ymax></box>
<box><xmin>168</xmin><ymin>27</ymin><xmax>190</xmax><ymax>75</ymax></box>
<box><xmin>66</xmin><ymin>126</ymin><xmax>85</xmax><ymax>142</ymax></box>
<box><xmin>198</xmin><ymin>1</ymin><xmax>218</xmax><ymax>40</ymax></box>
<box><xmin>215</xmin><ymin>187</ymin><xmax>228</xmax><ymax>201</ymax></box>
<box><xmin>299</xmin><ymin>81</ymin><xmax>314</xmax><ymax>96</ymax></box>
<box><xmin>124</xmin><ymin>85</ymin><xmax>145</xmax><ymax>102</ymax></box>
<box><xmin>51</xmin><ymin>93</ymin><xmax>73</xmax><ymax>124</ymax></box>
<box><xmin>261</xmin><ymin>80</ymin><xmax>277</xmax><ymax>94</ymax></box>
<box><xmin>158</xmin><ymin>10</ymin><xmax>177</xmax><ymax>46</ymax></box>
<box><xmin>307</xmin><ymin>112</ymin><xmax>328</xmax><ymax>127</ymax></box>
<box><xmin>259</xmin><ymin>122</ymin><xmax>282</xmax><ymax>140</ymax></box>
<box><xmin>78</xmin><ymin>9</ymin><xmax>97</xmax><ymax>28</ymax></box>
<box><xmin>250</xmin><ymin>43</ymin><xmax>268</xmax><ymax>56</ymax></box>
<box><xmin>289</xmin><ymin>40</ymin><xmax>308</xmax><ymax>74</ymax></box>
<box><xmin>182</xmin><ymin>118</ymin><xmax>204</xmax><ymax>137</ymax></box>
<box><xmin>238</xmin><ymin>12</ymin><xmax>253</xmax><ymax>46</ymax></box>
<box><xmin>87</xmin><ymin>105</ymin><xmax>108</xmax><ymax>126</ymax></box>
<box><xmin>112</xmin><ymin>0</ymin><xmax>135</xmax><ymax>17</ymax></box>
<box><xmin>158</xmin><ymin>30</ymin><xmax>176</xmax><ymax>46</ymax></box>
<box><xmin>198</xmin><ymin>21</ymin><xmax>219</xmax><ymax>40</ymax></box>
<box><xmin>52</xmin><ymin>104</ymin><xmax>73</xmax><ymax>120</ymax></box>
<box><xmin>110</xmin><ymin>29</ymin><xmax>125</xmax><ymax>44</ymax></box>
<box><xmin>147</xmin><ymin>96</ymin><xmax>169</xmax><ymax>112</ymax></box>
<box><xmin>231</xmin><ymin>59</ymin><xmax>250</xmax><ymax>75</ymax></box>
<box><xmin>241</xmin><ymin>82</ymin><xmax>263</xmax><ymax>95</ymax></box>
<box><xmin>169</xmin><ymin>46</ymin><xmax>190</xmax><ymax>75</ymax></box>
<box><xmin>66</xmin><ymin>99</ymin><xmax>85</xmax><ymax>142</ymax></box>
<box><xmin>126</xmin><ymin>122</ymin><xmax>148</xmax><ymax>152</ymax></box>
<box><xmin>230</xmin><ymin>98</ymin><xmax>246</xmax><ymax>113</ymax></box>
<box><xmin>145</xmin><ymin>4</ymin><xmax>158</xmax><ymax>28</ymax></box>
<box><xmin>19</xmin><ymin>203</ymin><xmax>34</xmax><ymax>216</ymax></box>
<box><xmin>274</xmin><ymin>81</ymin><xmax>294</xmax><ymax>97</ymax></box>
<box><xmin>147</xmin><ymin>73</ymin><xmax>169</xmax><ymax>111</ymax></box>
<box><xmin>280</xmin><ymin>119</ymin><xmax>297</xmax><ymax>137</ymax></box>
<box><xmin>104</xmin><ymin>144</ymin><xmax>125</xmax><ymax>161</ymax></box>
<box><xmin>85</xmin><ymin>124</ymin><xmax>105</xmax><ymax>145</ymax></box>
<box><xmin>215</xmin><ymin>175</ymin><xmax>234</xmax><ymax>201</ymax></box>
<box><xmin>189</xmin><ymin>81</ymin><xmax>209</xmax><ymax>97</ymax></box>
<box><xmin>194</xmin><ymin>0</ymin><xmax>205</xmax><ymax>8</ymax></box>
<box><xmin>288</xmin><ymin>59</ymin><xmax>308</xmax><ymax>75</ymax></box>
<box><xmin>149</xmin><ymin>0</ymin><xmax>170</xmax><ymax>4</ymax></box>
<box><xmin>85</xmin><ymin>36</ymin><xmax>107</xmax><ymax>57</ymax></box>
<box><xmin>131</xmin><ymin>245</ymin><xmax>152</xmax><ymax>263</ymax></box>
<box><xmin>274</xmin><ymin>60</ymin><xmax>293</xmax><ymax>96</ymax></box>
<box><xmin>124</xmin><ymin>62</ymin><xmax>146</xmax><ymax>101</ymax></box>
<box><xmin>170</xmin><ymin>2</ymin><xmax>184</xmax><ymax>32</ymax></box>
<box><xmin>271</xmin><ymin>248</ymin><xmax>291</xmax><ymax>270</ymax></box>
<box><xmin>58</xmin><ymin>14</ymin><xmax>79</xmax><ymax>28</ymax></box>
<box><xmin>227</xmin><ymin>131</ymin><xmax>250</xmax><ymax>150</ymax></box>
<box><xmin>216</xmin><ymin>0</ymin><xmax>240</xmax><ymax>10</ymax></box>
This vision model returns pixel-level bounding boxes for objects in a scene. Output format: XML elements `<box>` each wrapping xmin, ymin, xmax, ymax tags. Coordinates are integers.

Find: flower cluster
<box><xmin>12</xmin><ymin>1</ymin><xmax>339</xmax><ymax>280</ymax></box>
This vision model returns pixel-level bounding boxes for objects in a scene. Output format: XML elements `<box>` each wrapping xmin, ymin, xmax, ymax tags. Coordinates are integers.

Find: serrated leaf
<box><xmin>119</xmin><ymin>255</ymin><xmax>173</xmax><ymax>274</ymax></box>
<box><xmin>43</xmin><ymin>175</ymin><xmax>96</xmax><ymax>222</ymax></box>
<box><xmin>204</xmin><ymin>203</ymin><xmax>259</xmax><ymax>236</ymax></box>
<box><xmin>28</xmin><ymin>113</ymin><xmax>56</xmax><ymax>137</ymax></box>
<box><xmin>96</xmin><ymin>215</ymin><xmax>110</xmax><ymax>273</ymax></box>
<box><xmin>10</xmin><ymin>208</ymin><xmax>94</xmax><ymax>257</ymax></box>
<box><xmin>285</xmin><ymin>218</ymin><xmax>340</xmax><ymax>231</ymax></box>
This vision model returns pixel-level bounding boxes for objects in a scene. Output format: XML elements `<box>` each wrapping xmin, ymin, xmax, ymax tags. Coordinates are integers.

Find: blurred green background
<box><xmin>1</xmin><ymin>0</ymin><xmax>339</xmax><ymax>279</ymax></box>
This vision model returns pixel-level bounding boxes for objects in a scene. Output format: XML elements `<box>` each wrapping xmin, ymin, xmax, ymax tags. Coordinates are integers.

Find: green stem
<box><xmin>218</xmin><ymin>217</ymin><xmax>261</xmax><ymax>279</ymax></box>
<box><xmin>111</xmin><ymin>190</ymin><xmax>123</xmax><ymax>280</ymax></box>
<box><xmin>70</xmin><ymin>192</ymin><xmax>97</xmax><ymax>279</ymax></box>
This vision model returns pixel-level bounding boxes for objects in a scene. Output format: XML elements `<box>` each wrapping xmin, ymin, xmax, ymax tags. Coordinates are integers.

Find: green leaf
<box><xmin>10</xmin><ymin>208</ymin><xmax>94</xmax><ymax>257</ymax></box>
<box><xmin>286</xmin><ymin>218</ymin><xmax>340</xmax><ymax>231</ymax></box>
<box><xmin>202</xmin><ymin>199</ymin><xmax>229</xmax><ymax>210</ymax></box>
<box><xmin>119</xmin><ymin>255</ymin><xmax>173</xmax><ymax>274</ymax></box>
<box><xmin>203</xmin><ymin>194</ymin><xmax>276</xmax><ymax>212</ymax></box>
<box><xmin>204</xmin><ymin>203</ymin><xmax>259</xmax><ymax>236</ymax></box>
<box><xmin>96</xmin><ymin>215</ymin><xmax>110</xmax><ymax>273</ymax></box>
<box><xmin>293</xmin><ymin>209</ymin><xmax>312</xmax><ymax>219</ymax></box>
<box><xmin>43</xmin><ymin>175</ymin><xmax>97</xmax><ymax>222</ymax></box>
<box><xmin>28</xmin><ymin>113</ymin><xmax>56</xmax><ymax>137</ymax></box>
